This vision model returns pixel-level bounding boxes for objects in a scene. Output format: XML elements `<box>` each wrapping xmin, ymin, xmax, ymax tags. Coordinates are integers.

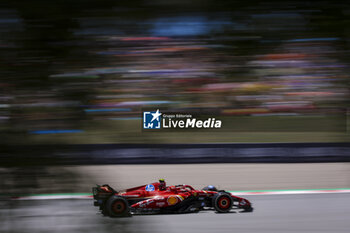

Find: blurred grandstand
<box><xmin>0</xmin><ymin>0</ymin><xmax>349</xmax><ymax>144</ymax></box>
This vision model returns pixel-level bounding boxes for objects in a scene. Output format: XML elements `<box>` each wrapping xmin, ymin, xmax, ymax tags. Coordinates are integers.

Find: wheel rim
<box><xmin>112</xmin><ymin>200</ymin><xmax>126</xmax><ymax>214</ymax></box>
<box><xmin>218</xmin><ymin>196</ymin><xmax>231</xmax><ymax>209</ymax></box>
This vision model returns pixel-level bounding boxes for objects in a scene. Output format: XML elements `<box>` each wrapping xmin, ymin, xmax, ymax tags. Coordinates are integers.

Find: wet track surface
<box><xmin>1</xmin><ymin>194</ymin><xmax>349</xmax><ymax>233</ymax></box>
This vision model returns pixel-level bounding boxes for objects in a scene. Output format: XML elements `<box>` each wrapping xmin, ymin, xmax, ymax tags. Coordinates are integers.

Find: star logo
<box><xmin>151</xmin><ymin>109</ymin><xmax>162</xmax><ymax>122</ymax></box>
<box><xmin>143</xmin><ymin>109</ymin><xmax>162</xmax><ymax>129</ymax></box>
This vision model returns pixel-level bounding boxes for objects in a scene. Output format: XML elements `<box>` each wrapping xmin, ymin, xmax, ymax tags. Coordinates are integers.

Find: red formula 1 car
<box><xmin>92</xmin><ymin>179</ymin><xmax>253</xmax><ymax>217</ymax></box>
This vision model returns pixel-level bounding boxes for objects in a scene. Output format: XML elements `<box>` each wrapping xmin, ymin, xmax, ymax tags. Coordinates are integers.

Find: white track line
<box><xmin>12</xmin><ymin>195</ymin><xmax>93</xmax><ymax>200</ymax></box>
<box><xmin>230</xmin><ymin>189</ymin><xmax>350</xmax><ymax>196</ymax></box>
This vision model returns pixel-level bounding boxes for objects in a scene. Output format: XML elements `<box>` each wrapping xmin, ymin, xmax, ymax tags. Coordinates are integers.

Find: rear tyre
<box><xmin>106</xmin><ymin>196</ymin><xmax>131</xmax><ymax>217</ymax></box>
<box><xmin>213</xmin><ymin>193</ymin><xmax>233</xmax><ymax>213</ymax></box>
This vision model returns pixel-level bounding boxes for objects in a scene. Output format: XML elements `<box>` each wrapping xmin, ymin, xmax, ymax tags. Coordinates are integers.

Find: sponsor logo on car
<box><xmin>167</xmin><ymin>196</ymin><xmax>179</xmax><ymax>205</ymax></box>
<box><xmin>156</xmin><ymin>202</ymin><xmax>166</xmax><ymax>207</ymax></box>
<box><xmin>145</xmin><ymin>184</ymin><xmax>155</xmax><ymax>191</ymax></box>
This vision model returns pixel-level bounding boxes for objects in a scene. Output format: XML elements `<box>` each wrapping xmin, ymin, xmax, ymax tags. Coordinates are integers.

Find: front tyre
<box><xmin>106</xmin><ymin>196</ymin><xmax>131</xmax><ymax>217</ymax></box>
<box><xmin>213</xmin><ymin>193</ymin><xmax>233</xmax><ymax>213</ymax></box>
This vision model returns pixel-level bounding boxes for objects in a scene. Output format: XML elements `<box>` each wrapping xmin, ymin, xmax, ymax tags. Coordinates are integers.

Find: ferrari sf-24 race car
<box><xmin>92</xmin><ymin>179</ymin><xmax>253</xmax><ymax>217</ymax></box>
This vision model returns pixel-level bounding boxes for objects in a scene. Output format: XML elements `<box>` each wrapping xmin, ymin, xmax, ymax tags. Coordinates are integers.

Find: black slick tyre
<box><xmin>213</xmin><ymin>193</ymin><xmax>233</xmax><ymax>213</ymax></box>
<box><xmin>106</xmin><ymin>196</ymin><xmax>131</xmax><ymax>217</ymax></box>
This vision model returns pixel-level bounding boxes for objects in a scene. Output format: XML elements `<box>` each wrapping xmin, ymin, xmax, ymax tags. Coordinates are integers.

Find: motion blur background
<box><xmin>0</xmin><ymin>0</ymin><xmax>349</xmax><ymax>232</ymax></box>
<box><xmin>0</xmin><ymin>0</ymin><xmax>349</xmax><ymax>144</ymax></box>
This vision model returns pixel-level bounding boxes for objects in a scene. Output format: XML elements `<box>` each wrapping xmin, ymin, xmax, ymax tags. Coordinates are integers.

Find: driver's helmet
<box><xmin>202</xmin><ymin>185</ymin><xmax>218</xmax><ymax>191</ymax></box>
<box><xmin>159</xmin><ymin>179</ymin><xmax>166</xmax><ymax>191</ymax></box>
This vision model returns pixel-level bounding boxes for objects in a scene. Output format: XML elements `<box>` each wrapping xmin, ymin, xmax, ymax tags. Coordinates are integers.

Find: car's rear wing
<box><xmin>92</xmin><ymin>184</ymin><xmax>117</xmax><ymax>200</ymax></box>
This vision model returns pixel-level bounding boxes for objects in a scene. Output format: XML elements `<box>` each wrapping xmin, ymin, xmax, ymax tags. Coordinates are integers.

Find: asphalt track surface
<box><xmin>1</xmin><ymin>193</ymin><xmax>349</xmax><ymax>233</ymax></box>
